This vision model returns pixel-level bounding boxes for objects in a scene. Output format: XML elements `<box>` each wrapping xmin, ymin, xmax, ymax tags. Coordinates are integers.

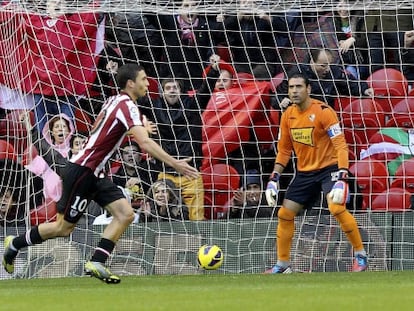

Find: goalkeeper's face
<box><xmin>288</xmin><ymin>77</ymin><xmax>311</xmax><ymax>106</ymax></box>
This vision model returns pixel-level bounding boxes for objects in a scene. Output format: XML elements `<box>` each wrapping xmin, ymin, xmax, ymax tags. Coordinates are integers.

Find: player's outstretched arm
<box><xmin>129</xmin><ymin>125</ymin><xmax>199</xmax><ymax>179</ymax></box>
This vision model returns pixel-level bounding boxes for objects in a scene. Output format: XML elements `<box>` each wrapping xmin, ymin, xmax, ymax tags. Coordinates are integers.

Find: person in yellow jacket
<box><xmin>264</xmin><ymin>72</ymin><xmax>368</xmax><ymax>273</ymax></box>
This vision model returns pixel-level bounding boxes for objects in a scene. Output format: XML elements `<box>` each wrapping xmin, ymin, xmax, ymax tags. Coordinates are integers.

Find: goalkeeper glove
<box><xmin>328</xmin><ymin>169</ymin><xmax>350</xmax><ymax>205</ymax></box>
<box><xmin>265</xmin><ymin>171</ymin><xmax>280</xmax><ymax>207</ymax></box>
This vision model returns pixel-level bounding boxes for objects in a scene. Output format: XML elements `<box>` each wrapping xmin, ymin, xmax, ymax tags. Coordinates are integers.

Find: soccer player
<box><xmin>2</xmin><ymin>63</ymin><xmax>199</xmax><ymax>283</ymax></box>
<box><xmin>264</xmin><ymin>73</ymin><xmax>368</xmax><ymax>274</ymax></box>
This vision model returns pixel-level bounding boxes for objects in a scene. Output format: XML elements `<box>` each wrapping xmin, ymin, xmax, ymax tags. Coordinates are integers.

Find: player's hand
<box><xmin>142</xmin><ymin>115</ymin><xmax>157</xmax><ymax>136</ymax></box>
<box><xmin>174</xmin><ymin>157</ymin><xmax>199</xmax><ymax>179</ymax></box>
<box><xmin>328</xmin><ymin>169</ymin><xmax>350</xmax><ymax>204</ymax></box>
<box><xmin>279</xmin><ymin>97</ymin><xmax>291</xmax><ymax>111</ymax></box>
<box><xmin>265</xmin><ymin>172</ymin><xmax>280</xmax><ymax>207</ymax></box>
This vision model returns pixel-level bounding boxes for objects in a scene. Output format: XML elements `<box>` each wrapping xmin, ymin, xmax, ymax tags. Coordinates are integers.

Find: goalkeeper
<box><xmin>264</xmin><ymin>73</ymin><xmax>367</xmax><ymax>274</ymax></box>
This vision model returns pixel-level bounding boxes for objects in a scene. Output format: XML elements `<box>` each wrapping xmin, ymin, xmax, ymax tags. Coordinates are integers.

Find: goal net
<box><xmin>0</xmin><ymin>0</ymin><xmax>414</xmax><ymax>279</ymax></box>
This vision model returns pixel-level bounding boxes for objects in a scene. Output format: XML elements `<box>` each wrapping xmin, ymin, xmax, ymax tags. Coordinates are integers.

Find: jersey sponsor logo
<box><xmin>327</xmin><ymin>123</ymin><xmax>342</xmax><ymax>138</ymax></box>
<box><xmin>291</xmin><ymin>127</ymin><xmax>314</xmax><ymax>146</ymax></box>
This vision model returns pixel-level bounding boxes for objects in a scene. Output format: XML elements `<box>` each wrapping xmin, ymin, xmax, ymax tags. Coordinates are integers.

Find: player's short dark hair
<box><xmin>288</xmin><ymin>72</ymin><xmax>310</xmax><ymax>87</ymax></box>
<box><xmin>117</xmin><ymin>63</ymin><xmax>146</xmax><ymax>89</ymax></box>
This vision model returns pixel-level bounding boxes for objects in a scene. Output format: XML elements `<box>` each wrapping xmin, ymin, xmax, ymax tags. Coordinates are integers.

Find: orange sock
<box><xmin>330</xmin><ymin>203</ymin><xmax>364</xmax><ymax>251</ymax></box>
<box><xmin>276</xmin><ymin>207</ymin><xmax>296</xmax><ymax>262</ymax></box>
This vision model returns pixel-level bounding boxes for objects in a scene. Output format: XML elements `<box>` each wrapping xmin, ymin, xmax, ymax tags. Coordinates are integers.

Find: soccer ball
<box><xmin>197</xmin><ymin>245</ymin><xmax>224</xmax><ymax>270</ymax></box>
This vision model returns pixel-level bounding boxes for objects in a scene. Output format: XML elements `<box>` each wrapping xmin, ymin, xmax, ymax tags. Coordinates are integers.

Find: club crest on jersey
<box><xmin>291</xmin><ymin>127</ymin><xmax>314</xmax><ymax>146</ymax></box>
<box><xmin>308</xmin><ymin>114</ymin><xmax>315</xmax><ymax>122</ymax></box>
<box><xmin>129</xmin><ymin>106</ymin><xmax>139</xmax><ymax>118</ymax></box>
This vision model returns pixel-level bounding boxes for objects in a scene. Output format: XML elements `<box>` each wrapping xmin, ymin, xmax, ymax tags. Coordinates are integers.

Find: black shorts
<box><xmin>284</xmin><ymin>165</ymin><xmax>339</xmax><ymax>208</ymax></box>
<box><xmin>57</xmin><ymin>162</ymin><xmax>125</xmax><ymax>223</ymax></box>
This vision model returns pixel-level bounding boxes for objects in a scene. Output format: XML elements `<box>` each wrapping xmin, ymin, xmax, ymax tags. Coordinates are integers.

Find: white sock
<box><xmin>276</xmin><ymin>260</ymin><xmax>290</xmax><ymax>267</ymax></box>
<box><xmin>354</xmin><ymin>250</ymin><xmax>367</xmax><ymax>257</ymax></box>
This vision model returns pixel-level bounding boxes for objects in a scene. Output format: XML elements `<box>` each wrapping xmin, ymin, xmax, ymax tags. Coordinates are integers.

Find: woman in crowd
<box><xmin>140</xmin><ymin>179</ymin><xmax>189</xmax><ymax>222</ymax></box>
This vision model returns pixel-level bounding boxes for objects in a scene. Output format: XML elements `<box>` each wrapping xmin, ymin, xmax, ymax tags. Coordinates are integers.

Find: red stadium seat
<box><xmin>341</xmin><ymin>98</ymin><xmax>385</xmax><ymax>127</ymax></box>
<box><xmin>0</xmin><ymin>139</ymin><xmax>17</xmax><ymax>161</ymax></box>
<box><xmin>202</xmin><ymin>164</ymin><xmax>240</xmax><ymax>220</ymax></box>
<box><xmin>201</xmin><ymin>164</ymin><xmax>240</xmax><ymax>191</ymax></box>
<box><xmin>371</xmin><ymin>188</ymin><xmax>412</xmax><ymax>212</ymax></box>
<box><xmin>390</xmin><ymin>158</ymin><xmax>414</xmax><ymax>192</ymax></box>
<box><xmin>333</xmin><ymin>96</ymin><xmax>357</xmax><ymax>112</ymax></box>
<box><xmin>385</xmin><ymin>97</ymin><xmax>414</xmax><ymax>128</ymax></box>
<box><xmin>341</xmin><ymin>99</ymin><xmax>385</xmax><ymax>146</ymax></box>
<box><xmin>203</xmin><ymin>183</ymin><xmax>232</xmax><ymax>220</ymax></box>
<box><xmin>367</xmin><ymin>68</ymin><xmax>408</xmax><ymax>95</ymax></box>
<box><xmin>367</xmin><ymin>69</ymin><xmax>408</xmax><ymax>113</ymax></box>
<box><xmin>343</xmin><ymin>129</ymin><xmax>366</xmax><ymax>160</ymax></box>
<box><xmin>342</xmin><ymin>118</ymin><xmax>380</xmax><ymax>146</ymax></box>
<box><xmin>349</xmin><ymin>159</ymin><xmax>389</xmax><ymax>195</ymax></box>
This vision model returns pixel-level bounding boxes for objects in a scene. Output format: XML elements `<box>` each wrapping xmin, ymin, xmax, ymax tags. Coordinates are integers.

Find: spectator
<box><xmin>212</xmin><ymin>64</ymin><xmax>236</xmax><ymax>91</ymax></box>
<box><xmin>21</xmin><ymin>113</ymin><xmax>76</xmax><ymax>203</ymax></box>
<box><xmin>0</xmin><ymin>159</ymin><xmax>43</xmax><ymax>227</ymax></box>
<box><xmin>81</xmin><ymin>43</ymin><xmax>121</xmax><ymax>118</ymax></box>
<box><xmin>140</xmin><ymin>179</ymin><xmax>189</xmax><ymax>222</ymax></box>
<box><xmin>69</xmin><ymin>132</ymin><xmax>87</xmax><ymax>158</ymax></box>
<box><xmin>26</xmin><ymin>113</ymin><xmax>74</xmax><ymax>176</ymax></box>
<box><xmin>334</xmin><ymin>1</ymin><xmax>367</xmax><ymax>79</ymax></box>
<box><xmin>14</xmin><ymin>0</ymin><xmax>105</xmax><ymax>132</ymax></box>
<box><xmin>215</xmin><ymin>0</ymin><xmax>286</xmax><ymax>80</ymax></box>
<box><xmin>201</xmin><ymin>60</ymin><xmax>277</xmax><ymax>175</ymax></box>
<box><xmin>148</xmin><ymin>0</ymin><xmax>222</xmax><ymax>91</ymax></box>
<box><xmin>402</xmin><ymin>30</ymin><xmax>414</xmax><ymax>82</ymax></box>
<box><xmin>111</xmin><ymin>141</ymin><xmax>155</xmax><ymax>204</ymax></box>
<box><xmin>364</xmin><ymin>8</ymin><xmax>413</xmax><ymax>77</ymax></box>
<box><xmin>273</xmin><ymin>48</ymin><xmax>374</xmax><ymax>110</ymax></box>
<box><xmin>229</xmin><ymin>169</ymin><xmax>274</xmax><ymax>219</ymax></box>
<box><xmin>138</xmin><ymin>61</ymin><xmax>220</xmax><ymax>221</ymax></box>
<box><xmin>105</xmin><ymin>12</ymin><xmax>163</xmax><ymax>78</ymax></box>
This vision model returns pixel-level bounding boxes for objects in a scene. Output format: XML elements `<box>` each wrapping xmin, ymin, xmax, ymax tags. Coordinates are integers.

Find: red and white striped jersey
<box><xmin>71</xmin><ymin>92</ymin><xmax>143</xmax><ymax>176</ymax></box>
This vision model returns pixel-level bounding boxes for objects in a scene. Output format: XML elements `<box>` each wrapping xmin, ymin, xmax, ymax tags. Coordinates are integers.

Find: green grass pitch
<box><xmin>1</xmin><ymin>272</ymin><xmax>414</xmax><ymax>311</ymax></box>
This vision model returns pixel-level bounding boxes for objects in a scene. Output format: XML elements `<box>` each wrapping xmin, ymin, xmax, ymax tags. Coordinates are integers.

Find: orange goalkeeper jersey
<box><xmin>276</xmin><ymin>99</ymin><xmax>349</xmax><ymax>172</ymax></box>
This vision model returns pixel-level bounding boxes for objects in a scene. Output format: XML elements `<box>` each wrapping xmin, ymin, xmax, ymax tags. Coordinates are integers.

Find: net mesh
<box><xmin>0</xmin><ymin>0</ymin><xmax>414</xmax><ymax>278</ymax></box>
